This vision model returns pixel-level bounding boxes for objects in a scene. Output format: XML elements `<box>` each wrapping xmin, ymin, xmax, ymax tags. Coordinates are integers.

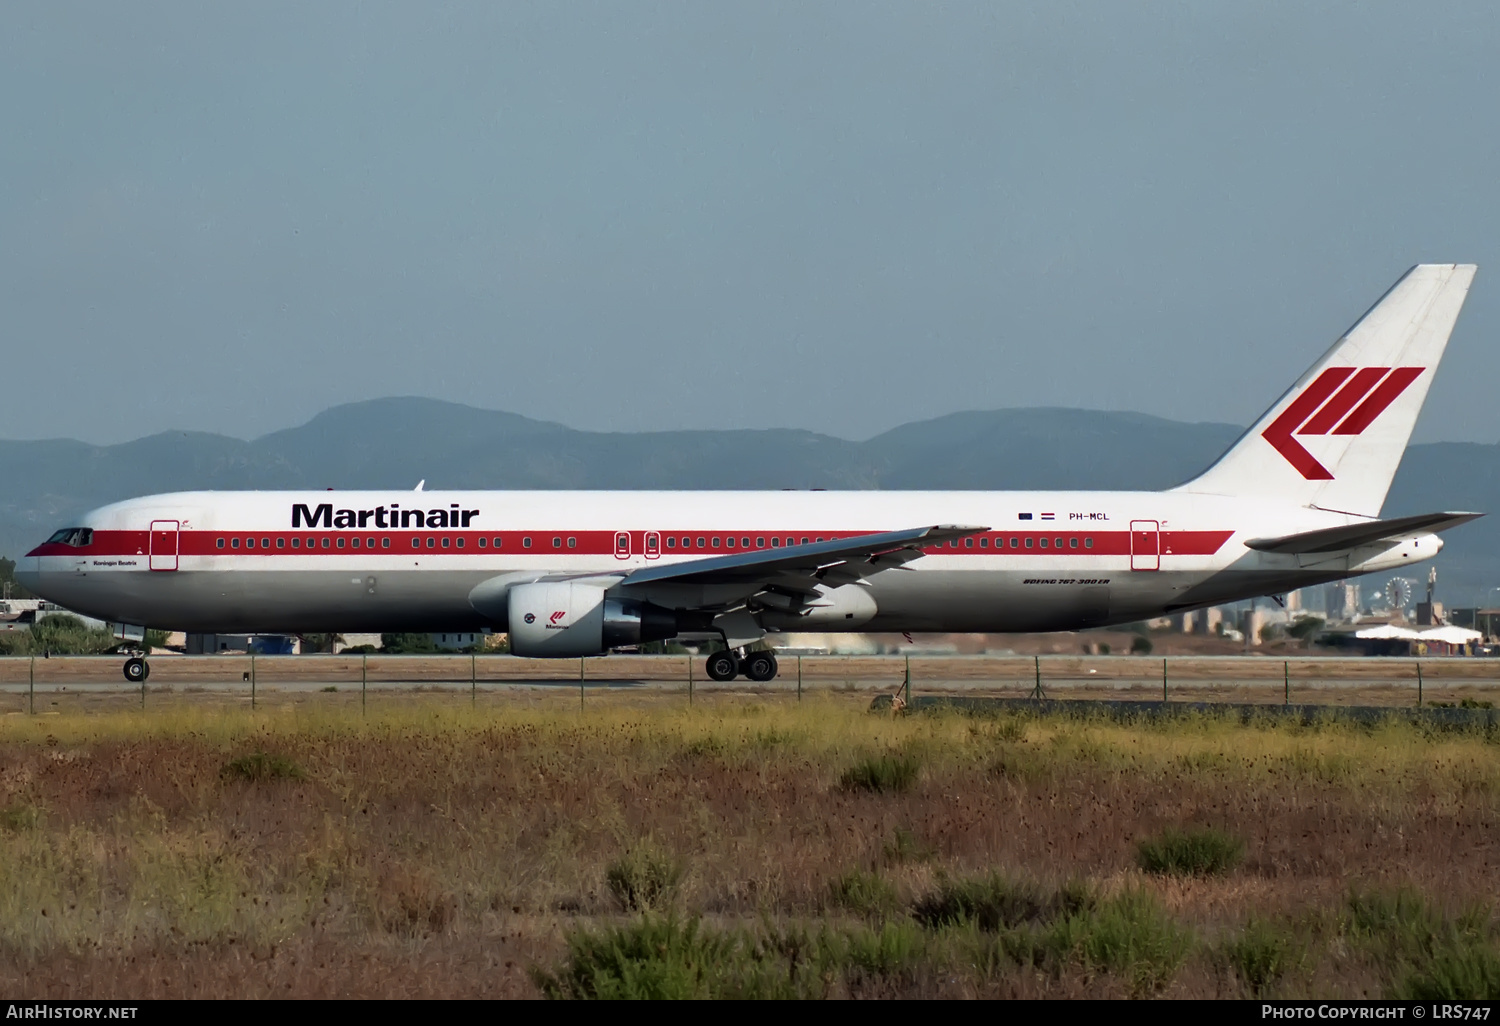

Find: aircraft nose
<box><xmin>14</xmin><ymin>556</ymin><xmax>41</xmax><ymax>596</ymax></box>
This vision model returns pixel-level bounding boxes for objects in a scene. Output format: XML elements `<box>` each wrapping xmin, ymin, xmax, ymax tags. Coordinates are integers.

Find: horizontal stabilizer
<box><xmin>1244</xmin><ymin>511</ymin><xmax>1483</xmax><ymax>554</ymax></box>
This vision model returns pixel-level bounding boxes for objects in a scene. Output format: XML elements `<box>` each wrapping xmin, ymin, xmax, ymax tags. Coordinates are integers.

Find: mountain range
<box><xmin>2</xmin><ymin>397</ymin><xmax>1494</xmax><ymax>606</ymax></box>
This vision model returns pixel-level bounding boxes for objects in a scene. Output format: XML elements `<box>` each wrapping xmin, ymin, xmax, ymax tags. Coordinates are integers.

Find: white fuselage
<box><xmin>18</xmin><ymin>488</ymin><xmax>1441</xmax><ymax>638</ymax></box>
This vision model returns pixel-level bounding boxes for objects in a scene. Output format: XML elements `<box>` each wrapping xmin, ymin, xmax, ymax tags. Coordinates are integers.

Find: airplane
<box><xmin>18</xmin><ymin>263</ymin><xmax>1481</xmax><ymax>685</ymax></box>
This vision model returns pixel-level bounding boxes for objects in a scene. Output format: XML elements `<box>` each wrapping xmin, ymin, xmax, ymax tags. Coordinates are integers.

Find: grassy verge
<box><xmin>0</xmin><ymin>693</ymin><xmax>1493</xmax><ymax>997</ymax></box>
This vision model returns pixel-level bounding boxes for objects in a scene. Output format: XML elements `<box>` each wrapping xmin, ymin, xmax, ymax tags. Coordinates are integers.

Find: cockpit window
<box><xmin>46</xmin><ymin>528</ymin><xmax>93</xmax><ymax>547</ymax></box>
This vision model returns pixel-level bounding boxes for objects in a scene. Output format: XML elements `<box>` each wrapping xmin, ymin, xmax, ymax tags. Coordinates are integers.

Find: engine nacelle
<box><xmin>507</xmin><ymin>581</ymin><xmax>677</xmax><ymax>657</ymax></box>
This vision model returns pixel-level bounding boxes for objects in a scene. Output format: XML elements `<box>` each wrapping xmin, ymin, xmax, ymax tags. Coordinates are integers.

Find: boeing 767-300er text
<box><xmin>19</xmin><ymin>264</ymin><xmax>1483</xmax><ymax>684</ymax></box>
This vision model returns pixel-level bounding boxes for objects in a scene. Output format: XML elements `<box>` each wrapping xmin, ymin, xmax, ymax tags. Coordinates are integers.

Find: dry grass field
<box><xmin>0</xmin><ymin>692</ymin><xmax>1497</xmax><ymax>998</ymax></box>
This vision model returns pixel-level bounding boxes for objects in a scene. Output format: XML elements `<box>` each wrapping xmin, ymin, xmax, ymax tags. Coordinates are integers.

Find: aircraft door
<box><xmin>1129</xmin><ymin>520</ymin><xmax>1160</xmax><ymax>572</ymax></box>
<box><xmin>615</xmin><ymin>532</ymin><xmax>631</xmax><ymax>559</ymax></box>
<box><xmin>644</xmin><ymin>532</ymin><xmax>660</xmax><ymax>559</ymax></box>
<box><xmin>149</xmin><ymin>520</ymin><xmax>180</xmax><ymax>572</ymax></box>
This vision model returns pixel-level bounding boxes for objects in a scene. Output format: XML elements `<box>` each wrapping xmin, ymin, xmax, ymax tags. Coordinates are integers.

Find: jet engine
<box><xmin>506</xmin><ymin>581</ymin><xmax>677</xmax><ymax>657</ymax></box>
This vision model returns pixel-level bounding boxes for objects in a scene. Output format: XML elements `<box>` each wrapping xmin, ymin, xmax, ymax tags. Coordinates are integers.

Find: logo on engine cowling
<box><xmin>523</xmin><ymin>613</ymin><xmax>536</xmax><ymax>624</ymax></box>
<box><xmin>549</xmin><ymin>610</ymin><xmax>567</xmax><ymax>627</ymax></box>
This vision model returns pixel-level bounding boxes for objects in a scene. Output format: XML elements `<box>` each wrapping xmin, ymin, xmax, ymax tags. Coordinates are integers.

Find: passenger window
<box><xmin>712</xmin><ymin>537</ymin><xmax>720</xmax><ymax>548</ymax></box>
<box><xmin>231</xmin><ymin>538</ymin><xmax>240</xmax><ymax>549</ymax></box>
<box><xmin>337</xmin><ymin>537</ymin><xmax>346</xmax><ymax>549</ymax></box>
<box><xmin>442</xmin><ymin>537</ymin><xmax>450</xmax><ymax>548</ymax></box>
<box><xmin>382</xmin><ymin>538</ymin><xmax>390</xmax><ymax>549</ymax></box>
<box><xmin>292</xmin><ymin>538</ymin><xmax>300</xmax><ymax>548</ymax></box>
<box><xmin>667</xmin><ymin>537</ymin><xmax>676</xmax><ymax>548</ymax></box>
<box><xmin>351</xmin><ymin>538</ymin><xmax>360</xmax><ymax>549</ymax></box>
<box><xmin>261</xmin><ymin>538</ymin><xmax>270</xmax><ymax>548</ymax></box>
<box><xmin>522</xmin><ymin>537</ymin><xmax>532</xmax><ymax>548</ymax></box>
<box><xmin>742</xmin><ymin>537</ymin><xmax>750</xmax><ymax>547</ymax></box>
<box><xmin>1085</xmin><ymin>538</ymin><xmax>1094</xmax><ymax>549</ymax></box>
<box><xmin>965</xmin><ymin>538</ymin><xmax>974</xmax><ymax>548</ymax></box>
<box><xmin>1069</xmin><ymin>538</ymin><xmax>1078</xmax><ymax>549</ymax></box>
<box><xmin>245</xmin><ymin>538</ymin><xmax>254</xmax><ymax>549</ymax></box>
<box><xmin>567</xmin><ymin>537</ymin><xmax>576</xmax><ymax>548</ymax></box>
<box><xmin>276</xmin><ymin>538</ymin><xmax>285</xmax><ymax>549</ymax></box>
<box><xmin>801</xmin><ymin>537</ymin><xmax>809</xmax><ymax>545</ymax></box>
<box><xmin>697</xmin><ymin>537</ymin><xmax>705</xmax><ymax>548</ymax></box>
<box><xmin>980</xmin><ymin>537</ymin><xmax>989</xmax><ymax>548</ymax></box>
<box><xmin>412</xmin><ymin>538</ymin><xmax>420</xmax><ymax>549</ymax></box>
<box><xmin>427</xmin><ymin>538</ymin><xmax>436</xmax><ymax>549</ymax></box>
<box><xmin>757</xmin><ymin>537</ymin><xmax>765</xmax><ymax>548</ymax></box>
<box><xmin>553</xmin><ymin>537</ymin><xmax>561</xmax><ymax>548</ymax></box>
<box><xmin>1025</xmin><ymin>538</ymin><xmax>1033</xmax><ymax>549</ymax></box>
<box><xmin>478</xmin><ymin>537</ymin><xmax>487</xmax><ymax>548</ymax></box>
<box><xmin>216</xmin><ymin>539</ymin><xmax>225</xmax><ymax>549</ymax></box>
<box><xmin>321</xmin><ymin>538</ymin><xmax>330</xmax><ymax>549</ymax></box>
<box><xmin>1040</xmin><ymin>538</ymin><xmax>1048</xmax><ymax>549</ymax></box>
<box><xmin>457</xmin><ymin>538</ymin><xmax>464</xmax><ymax>548</ymax></box>
<box><xmin>771</xmin><ymin>538</ymin><xmax>781</xmax><ymax>547</ymax></box>
<box><xmin>493</xmin><ymin>538</ymin><xmax>502</xmax><ymax>548</ymax></box>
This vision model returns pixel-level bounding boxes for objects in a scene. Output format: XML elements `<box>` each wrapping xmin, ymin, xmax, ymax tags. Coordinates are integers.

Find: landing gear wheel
<box><xmin>123</xmin><ymin>657</ymin><xmax>149</xmax><ymax>683</ymax></box>
<box><xmin>705</xmin><ymin>651</ymin><xmax>740</xmax><ymax>682</ymax></box>
<box><xmin>742</xmin><ymin>651</ymin><xmax>778</xmax><ymax>683</ymax></box>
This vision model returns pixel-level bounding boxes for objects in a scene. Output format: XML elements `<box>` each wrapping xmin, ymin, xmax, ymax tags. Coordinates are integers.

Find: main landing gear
<box><xmin>123</xmin><ymin>657</ymin><xmax>150</xmax><ymax>683</ymax></box>
<box><xmin>704</xmin><ymin>650</ymin><xmax>778</xmax><ymax>683</ymax></box>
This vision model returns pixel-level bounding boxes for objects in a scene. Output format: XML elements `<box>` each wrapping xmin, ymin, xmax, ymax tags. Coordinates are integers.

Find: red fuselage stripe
<box><xmin>28</xmin><ymin>529</ymin><xmax>1236</xmax><ymax>560</ymax></box>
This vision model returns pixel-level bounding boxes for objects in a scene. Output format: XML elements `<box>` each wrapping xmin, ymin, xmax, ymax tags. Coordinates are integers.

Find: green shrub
<box><xmin>839</xmin><ymin>920</ymin><xmax>926</xmax><ymax>979</ymax></box>
<box><xmin>533</xmin><ymin>916</ymin><xmax>738</xmax><ymax>999</ymax></box>
<box><xmin>1225</xmin><ymin>917</ymin><xmax>1304</xmax><ymax>996</ymax></box>
<box><xmin>1050</xmin><ymin>888</ymin><xmax>1192</xmax><ymax>996</ymax></box>
<box><xmin>0</xmin><ymin>804</ymin><xmax>40</xmax><ymax>831</ymax></box>
<box><xmin>605</xmin><ymin>843</ymin><xmax>683</xmax><ymax>912</ymax></box>
<box><xmin>1346</xmin><ymin>886</ymin><xmax>1500</xmax><ymax>998</ymax></box>
<box><xmin>220</xmin><ymin>751</ymin><xmax>306</xmax><ymax>783</ymax></box>
<box><xmin>1398</xmin><ymin>944</ymin><xmax>1500</xmax><ymax>1000</ymax></box>
<box><xmin>913</xmin><ymin>872</ymin><xmax>1090</xmax><ymax>932</ymax></box>
<box><xmin>829</xmin><ymin>869</ymin><xmax>898</xmax><ymax>917</ymax></box>
<box><xmin>533</xmin><ymin>918</ymin><xmax>847</xmax><ymax>999</ymax></box>
<box><xmin>1136</xmin><ymin>826</ymin><xmax>1244</xmax><ymax>877</ymax></box>
<box><xmin>1130</xmin><ymin>635</ymin><xmax>1154</xmax><ymax>655</ymax></box>
<box><xmin>840</xmin><ymin>753</ymin><xmax>920</xmax><ymax>793</ymax></box>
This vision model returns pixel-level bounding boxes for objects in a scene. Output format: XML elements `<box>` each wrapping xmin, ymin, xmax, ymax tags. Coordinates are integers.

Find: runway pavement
<box><xmin>1</xmin><ymin>653</ymin><xmax>1497</xmax><ymax>710</ymax></box>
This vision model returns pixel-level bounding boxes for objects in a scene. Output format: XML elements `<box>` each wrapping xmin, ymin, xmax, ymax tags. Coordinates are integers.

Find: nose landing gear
<box><xmin>123</xmin><ymin>657</ymin><xmax>150</xmax><ymax>683</ymax></box>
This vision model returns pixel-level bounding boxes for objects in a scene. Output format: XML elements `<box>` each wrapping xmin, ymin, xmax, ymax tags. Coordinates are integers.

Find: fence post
<box><xmin>1030</xmin><ymin>655</ymin><xmax>1045</xmax><ymax>700</ymax></box>
<box><xmin>28</xmin><ymin>655</ymin><xmax>34</xmax><ymax>716</ymax></box>
<box><xmin>1417</xmin><ymin>661</ymin><xmax>1423</xmax><ymax>707</ymax></box>
<box><xmin>361</xmin><ymin>652</ymin><xmax>367</xmax><ymax>713</ymax></box>
<box><xmin>688</xmin><ymin>654</ymin><xmax>693</xmax><ymax>705</ymax></box>
<box><xmin>580</xmin><ymin>657</ymin><xmax>585</xmax><ymax>710</ymax></box>
<box><xmin>471</xmin><ymin>652</ymin><xmax>476</xmax><ymax>708</ymax></box>
<box><xmin>797</xmin><ymin>655</ymin><xmax>802</xmax><ymax>702</ymax></box>
<box><xmin>1162</xmin><ymin>658</ymin><xmax>1168</xmax><ymax>703</ymax></box>
<box><xmin>904</xmin><ymin>654</ymin><xmax>911</xmax><ymax>707</ymax></box>
<box><xmin>1284</xmin><ymin>660</ymin><xmax>1290</xmax><ymax>706</ymax></box>
<box><xmin>250</xmin><ymin>652</ymin><xmax>256</xmax><ymax>710</ymax></box>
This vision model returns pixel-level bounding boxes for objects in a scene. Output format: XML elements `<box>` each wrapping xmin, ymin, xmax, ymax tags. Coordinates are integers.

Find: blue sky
<box><xmin>3</xmin><ymin>2</ymin><xmax>1497</xmax><ymax>443</ymax></box>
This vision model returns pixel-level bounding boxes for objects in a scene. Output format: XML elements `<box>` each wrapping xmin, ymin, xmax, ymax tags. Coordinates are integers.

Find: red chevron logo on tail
<box><xmin>1262</xmin><ymin>366</ymin><xmax>1425</xmax><ymax>479</ymax></box>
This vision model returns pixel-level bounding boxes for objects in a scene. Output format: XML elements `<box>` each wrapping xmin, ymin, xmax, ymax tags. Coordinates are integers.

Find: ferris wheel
<box><xmin>1385</xmin><ymin>577</ymin><xmax>1413</xmax><ymax>613</ymax></box>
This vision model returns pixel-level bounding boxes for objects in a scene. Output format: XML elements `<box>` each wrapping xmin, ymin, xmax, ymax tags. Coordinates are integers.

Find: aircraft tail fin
<box><xmin>1174</xmin><ymin>264</ymin><xmax>1476</xmax><ymax>518</ymax></box>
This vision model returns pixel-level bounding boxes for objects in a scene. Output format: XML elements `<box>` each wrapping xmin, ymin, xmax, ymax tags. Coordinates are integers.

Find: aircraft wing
<box><xmin>1244</xmin><ymin>511</ymin><xmax>1483</xmax><ymax>554</ymax></box>
<box><xmin>618</xmin><ymin>524</ymin><xmax>987</xmax><ymax>594</ymax></box>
